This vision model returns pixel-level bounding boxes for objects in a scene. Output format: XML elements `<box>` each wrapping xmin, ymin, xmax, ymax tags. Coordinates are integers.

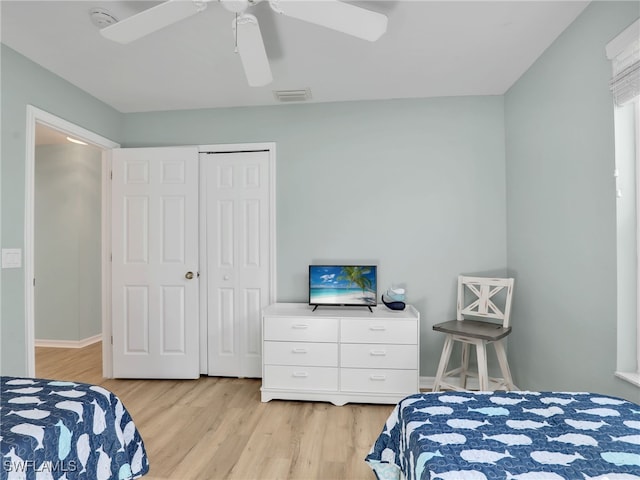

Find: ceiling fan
<box><xmin>100</xmin><ymin>0</ymin><xmax>388</xmax><ymax>87</ymax></box>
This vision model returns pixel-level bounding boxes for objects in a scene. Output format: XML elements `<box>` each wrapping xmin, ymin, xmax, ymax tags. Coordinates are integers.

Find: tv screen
<box><xmin>309</xmin><ymin>265</ymin><xmax>377</xmax><ymax>309</ymax></box>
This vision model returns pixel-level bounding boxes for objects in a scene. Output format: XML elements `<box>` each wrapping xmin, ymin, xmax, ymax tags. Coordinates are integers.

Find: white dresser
<box><xmin>261</xmin><ymin>303</ymin><xmax>420</xmax><ymax>405</ymax></box>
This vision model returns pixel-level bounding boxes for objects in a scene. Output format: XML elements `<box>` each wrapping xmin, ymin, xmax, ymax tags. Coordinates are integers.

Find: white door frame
<box><xmin>25</xmin><ymin>105</ymin><xmax>119</xmax><ymax>377</ymax></box>
<box><xmin>25</xmin><ymin>115</ymin><xmax>276</xmax><ymax>378</ymax></box>
<box><xmin>197</xmin><ymin>143</ymin><xmax>277</xmax><ymax>374</ymax></box>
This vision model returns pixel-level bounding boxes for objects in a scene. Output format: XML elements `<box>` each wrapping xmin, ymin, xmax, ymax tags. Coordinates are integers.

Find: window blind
<box><xmin>606</xmin><ymin>19</ymin><xmax>640</xmax><ymax>106</ymax></box>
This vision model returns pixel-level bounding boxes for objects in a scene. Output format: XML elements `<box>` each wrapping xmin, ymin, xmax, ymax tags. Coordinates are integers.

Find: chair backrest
<box><xmin>456</xmin><ymin>276</ymin><xmax>515</xmax><ymax>328</ymax></box>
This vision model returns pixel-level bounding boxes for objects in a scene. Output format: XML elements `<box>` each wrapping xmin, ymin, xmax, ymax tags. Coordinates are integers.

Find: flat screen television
<box><xmin>309</xmin><ymin>265</ymin><xmax>377</xmax><ymax>311</ymax></box>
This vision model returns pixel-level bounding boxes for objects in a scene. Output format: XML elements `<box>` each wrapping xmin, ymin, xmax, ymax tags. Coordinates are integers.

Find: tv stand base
<box><xmin>311</xmin><ymin>304</ymin><xmax>373</xmax><ymax>312</ymax></box>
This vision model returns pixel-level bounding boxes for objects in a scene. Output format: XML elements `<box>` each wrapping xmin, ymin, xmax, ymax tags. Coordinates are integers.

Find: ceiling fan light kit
<box><xmin>99</xmin><ymin>0</ymin><xmax>388</xmax><ymax>86</ymax></box>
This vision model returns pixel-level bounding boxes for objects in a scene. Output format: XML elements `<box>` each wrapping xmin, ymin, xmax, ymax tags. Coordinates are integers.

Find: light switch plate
<box><xmin>2</xmin><ymin>248</ymin><xmax>22</xmax><ymax>268</ymax></box>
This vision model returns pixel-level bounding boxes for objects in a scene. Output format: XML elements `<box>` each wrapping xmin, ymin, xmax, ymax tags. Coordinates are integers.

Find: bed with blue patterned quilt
<box><xmin>1</xmin><ymin>376</ymin><xmax>149</xmax><ymax>480</ymax></box>
<box><xmin>366</xmin><ymin>391</ymin><xmax>640</xmax><ymax>480</ymax></box>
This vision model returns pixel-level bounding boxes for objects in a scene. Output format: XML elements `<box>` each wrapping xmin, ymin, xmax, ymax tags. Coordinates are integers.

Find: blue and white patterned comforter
<box><xmin>366</xmin><ymin>391</ymin><xmax>640</xmax><ymax>480</ymax></box>
<box><xmin>1</xmin><ymin>376</ymin><xmax>149</xmax><ymax>480</ymax></box>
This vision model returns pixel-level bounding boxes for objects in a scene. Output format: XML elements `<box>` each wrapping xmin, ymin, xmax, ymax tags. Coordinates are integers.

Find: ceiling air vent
<box><xmin>273</xmin><ymin>89</ymin><xmax>312</xmax><ymax>102</ymax></box>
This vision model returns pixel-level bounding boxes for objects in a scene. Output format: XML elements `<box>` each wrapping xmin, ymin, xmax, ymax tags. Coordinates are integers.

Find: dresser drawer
<box><xmin>264</xmin><ymin>317</ymin><xmax>338</xmax><ymax>342</ymax></box>
<box><xmin>341</xmin><ymin>344</ymin><xmax>417</xmax><ymax>369</ymax></box>
<box><xmin>340</xmin><ymin>319</ymin><xmax>416</xmax><ymax>344</ymax></box>
<box><xmin>264</xmin><ymin>341</ymin><xmax>338</xmax><ymax>367</ymax></box>
<box><xmin>263</xmin><ymin>365</ymin><xmax>338</xmax><ymax>391</ymax></box>
<box><xmin>340</xmin><ymin>368</ymin><xmax>418</xmax><ymax>394</ymax></box>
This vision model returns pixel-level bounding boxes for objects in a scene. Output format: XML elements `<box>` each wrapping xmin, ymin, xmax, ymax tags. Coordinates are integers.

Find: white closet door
<box><xmin>202</xmin><ymin>150</ymin><xmax>272</xmax><ymax>378</ymax></box>
<box><xmin>111</xmin><ymin>146</ymin><xmax>199</xmax><ymax>378</ymax></box>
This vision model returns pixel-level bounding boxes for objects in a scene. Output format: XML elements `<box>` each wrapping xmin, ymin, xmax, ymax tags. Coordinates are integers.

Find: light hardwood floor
<box><xmin>35</xmin><ymin>343</ymin><xmax>393</xmax><ymax>480</ymax></box>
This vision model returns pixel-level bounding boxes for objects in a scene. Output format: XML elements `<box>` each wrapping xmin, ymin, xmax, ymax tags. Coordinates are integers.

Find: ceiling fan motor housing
<box><xmin>220</xmin><ymin>0</ymin><xmax>251</xmax><ymax>14</ymax></box>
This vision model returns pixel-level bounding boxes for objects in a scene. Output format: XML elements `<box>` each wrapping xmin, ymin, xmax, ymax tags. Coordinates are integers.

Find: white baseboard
<box><xmin>420</xmin><ymin>376</ymin><xmax>509</xmax><ymax>391</ymax></box>
<box><xmin>420</xmin><ymin>376</ymin><xmax>436</xmax><ymax>391</ymax></box>
<box><xmin>35</xmin><ymin>334</ymin><xmax>101</xmax><ymax>349</ymax></box>
<box><xmin>421</xmin><ymin>376</ymin><xmax>483</xmax><ymax>391</ymax></box>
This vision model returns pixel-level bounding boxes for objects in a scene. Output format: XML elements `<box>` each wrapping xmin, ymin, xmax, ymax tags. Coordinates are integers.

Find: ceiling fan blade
<box><xmin>233</xmin><ymin>14</ymin><xmax>273</xmax><ymax>87</ymax></box>
<box><xmin>101</xmin><ymin>0</ymin><xmax>206</xmax><ymax>44</ymax></box>
<box><xmin>269</xmin><ymin>0</ymin><xmax>387</xmax><ymax>42</ymax></box>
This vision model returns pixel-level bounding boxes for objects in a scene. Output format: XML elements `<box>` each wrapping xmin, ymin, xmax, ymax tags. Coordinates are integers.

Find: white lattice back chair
<box><xmin>432</xmin><ymin>275</ymin><xmax>515</xmax><ymax>391</ymax></box>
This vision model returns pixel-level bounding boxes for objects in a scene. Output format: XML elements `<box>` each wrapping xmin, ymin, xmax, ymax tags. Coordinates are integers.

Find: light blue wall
<box><xmin>2</xmin><ymin>45</ymin><xmax>507</xmax><ymax>378</ymax></box>
<box><xmin>122</xmin><ymin>97</ymin><xmax>508</xmax><ymax>377</ymax></box>
<box><xmin>0</xmin><ymin>44</ymin><xmax>121</xmax><ymax>374</ymax></box>
<box><xmin>35</xmin><ymin>144</ymin><xmax>102</xmax><ymax>342</ymax></box>
<box><xmin>2</xmin><ymin>2</ymin><xmax>639</xmax><ymax>402</ymax></box>
<box><xmin>505</xmin><ymin>1</ymin><xmax>640</xmax><ymax>401</ymax></box>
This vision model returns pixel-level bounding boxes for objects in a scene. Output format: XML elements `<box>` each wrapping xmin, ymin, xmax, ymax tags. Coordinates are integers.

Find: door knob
<box><xmin>224</xmin><ymin>275</ymin><xmax>230</xmax><ymax>280</ymax></box>
<box><xmin>185</xmin><ymin>271</ymin><xmax>194</xmax><ymax>280</ymax></box>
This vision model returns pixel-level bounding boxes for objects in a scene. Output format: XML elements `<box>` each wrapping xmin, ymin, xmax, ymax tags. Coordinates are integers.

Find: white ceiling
<box><xmin>1</xmin><ymin>1</ymin><xmax>589</xmax><ymax>114</ymax></box>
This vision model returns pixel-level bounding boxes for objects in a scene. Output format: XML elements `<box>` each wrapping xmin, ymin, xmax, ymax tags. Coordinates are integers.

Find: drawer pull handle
<box><xmin>292</xmin><ymin>324</ymin><xmax>309</xmax><ymax>329</ymax></box>
<box><xmin>292</xmin><ymin>348</ymin><xmax>308</xmax><ymax>354</ymax></box>
<box><xmin>369</xmin><ymin>325</ymin><xmax>386</xmax><ymax>331</ymax></box>
<box><xmin>370</xmin><ymin>375</ymin><xmax>387</xmax><ymax>381</ymax></box>
<box><xmin>292</xmin><ymin>372</ymin><xmax>309</xmax><ymax>378</ymax></box>
<box><xmin>370</xmin><ymin>350</ymin><xmax>387</xmax><ymax>356</ymax></box>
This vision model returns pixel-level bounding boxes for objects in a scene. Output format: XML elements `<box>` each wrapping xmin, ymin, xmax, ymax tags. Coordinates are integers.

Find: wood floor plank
<box><xmin>35</xmin><ymin>343</ymin><xmax>393</xmax><ymax>480</ymax></box>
